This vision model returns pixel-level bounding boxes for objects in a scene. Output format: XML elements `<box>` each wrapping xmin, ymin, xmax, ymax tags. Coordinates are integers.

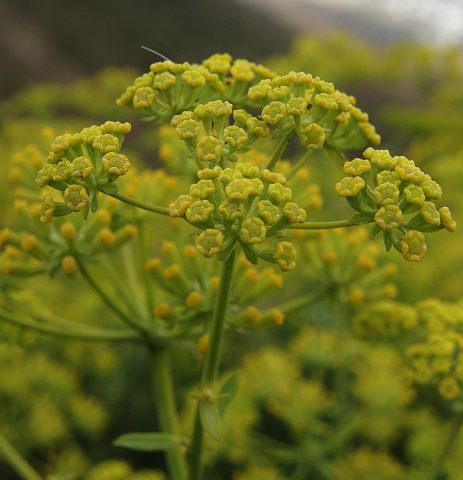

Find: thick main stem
<box><xmin>0</xmin><ymin>432</ymin><xmax>43</xmax><ymax>480</ymax></box>
<box><xmin>151</xmin><ymin>347</ymin><xmax>187</xmax><ymax>480</ymax></box>
<box><xmin>187</xmin><ymin>249</ymin><xmax>236</xmax><ymax>480</ymax></box>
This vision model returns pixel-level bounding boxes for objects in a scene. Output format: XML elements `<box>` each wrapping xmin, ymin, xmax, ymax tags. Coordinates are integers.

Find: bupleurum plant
<box><xmin>0</xmin><ymin>53</ymin><xmax>456</xmax><ymax>480</ymax></box>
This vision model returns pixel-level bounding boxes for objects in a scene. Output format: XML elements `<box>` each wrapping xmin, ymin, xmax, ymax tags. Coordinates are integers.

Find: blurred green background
<box><xmin>1</xmin><ymin>1</ymin><xmax>463</xmax><ymax>479</ymax></box>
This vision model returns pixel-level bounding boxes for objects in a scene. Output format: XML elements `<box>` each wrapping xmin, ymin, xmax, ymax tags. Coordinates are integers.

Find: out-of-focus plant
<box><xmin>0</xmin><ymin>48</ymin><xmax>457</xmax><ymax>480</ymax></box>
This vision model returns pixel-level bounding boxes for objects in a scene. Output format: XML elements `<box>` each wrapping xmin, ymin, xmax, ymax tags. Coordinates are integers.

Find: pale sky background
<box><xmin>322</xmin><ymin>0</ymin><xmax>463</xmax><ymax>45</ymax></box>
<box><xmin>241</xmin><ymin>0</ymin><xmax>463</xmax><ymax>46</ymax></box>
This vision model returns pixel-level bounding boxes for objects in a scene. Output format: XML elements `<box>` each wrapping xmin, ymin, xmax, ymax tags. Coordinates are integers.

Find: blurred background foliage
<box><xmin>1</xmin><ymin>2</ymin><xmax>463</xmax><ymax>478</ymax></box>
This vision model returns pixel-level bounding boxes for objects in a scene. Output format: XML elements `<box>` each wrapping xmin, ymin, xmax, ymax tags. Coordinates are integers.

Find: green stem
<box><xmin>0</xmin><ymin>308</ymin><xmax>139</xmax><ymax>342</ymax></box>
<box><xmin>425</xmin><ymin>411</ymin><xmax>463</xmax><ymax>480</ymax></box>
<box><xmin>287</xmin><ymin>218</ymin><xmax>373</xmax><ymax>230</ymax></box>
<box><xmin>276</xmin><ymin>288</ymin><xmax>326</xmax><ymax>316</ymax></box>
<box><xmin>265</xmin><ymin>132</ymin><xmax>293</xmax><ymax>171</ymax></box>
<box><xmin>78</xmin><ymin>261</ymin><xmax>151</xmax><ymax>336</ymax></box>
<box><xmin>105</xmin><ymin>191</ymin><xmax>170</xmax><ymax>215</ymax></box>
<box><xmin>0</xmin><ymin>432</ymin><xmax>43</xmax><ymax>480</ymax></box>
<box><xmin>151</xmin><ymin>347</ymin><xmax>187</xmax><ymax>480</ymax></box>
<box><xmin>187</xmin><ymin>249</ymin><xmax>236</xmax><ymax>480</ymax></box>
<box><xmin>286</xmin><ymin>150</ymin><xmax>313</xmax><ymax>180</ymax></box>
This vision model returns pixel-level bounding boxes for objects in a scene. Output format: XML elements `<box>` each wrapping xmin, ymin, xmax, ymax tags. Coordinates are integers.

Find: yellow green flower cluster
<box><xmin>248</xmin><ymin>71</ymin><xmax>380</xmax><ymax>151</ymax></box>
<box><xmin>335</xmin><ymin>147</ymin><xmax>456</xmax><ymax>261</ymax></box>
<box><xmin>35</xmin><ymin>121</ymin><xmax>132</xmax><ymax>222</ymax></box>
<box><xmin>168</xmin><ymin>158</ymin><xmax>306</xmax><ymax>271</ymax></box>
<box><xmin>290</xmin><ymin>227</ymin><xmax>398</xmax><ymax>309</ymax></box>
<box><xmin>146</xmin><ymin>238</ymin><xmax>286</xmax><ymax>342</ymax></box>
<box><xmin>404</xmin><ymin>298</ymin><xmax>463</xmax><ymax>404</ymax></box>
<box><xmin>116</xmin><ymin>53</ymin><xmax>276</xmax><ymax>123</ymax></box>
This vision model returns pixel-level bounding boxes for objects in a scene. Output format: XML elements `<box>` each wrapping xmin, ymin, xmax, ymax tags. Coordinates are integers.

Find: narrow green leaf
<box><xmin>199</xmin><ymin>402</ymin><xmax>222</xmax><ymax>441</ymax></box>
<box><xmin>113</xmin><ymin>432</ymin><xmax>182</xmax><ymax>451</ymax></box>
<box><xmin>218</xmin><ymin>374</ymin><xmax>240</xmax><ymax>416</ymax></box>
<box><xmin>240</xmin><ymin>242</ymin><xmax>259</xmax><ymax>264</ymax></box>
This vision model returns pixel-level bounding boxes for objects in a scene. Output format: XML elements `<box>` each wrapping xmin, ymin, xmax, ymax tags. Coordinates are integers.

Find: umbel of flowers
<box><xmin>335</xmin><ymin>147</ymin><xmax>456</xmax><ymax>261</ymax></box>
<box><xmin>35</xmin><ymin>121</ymin><xmax>132</xmax><ymax>222</ymax></box>
<box><xmin>35</xmin><ymin>53</ymin><xmax>455</xmax><ymax>270</ymax></box>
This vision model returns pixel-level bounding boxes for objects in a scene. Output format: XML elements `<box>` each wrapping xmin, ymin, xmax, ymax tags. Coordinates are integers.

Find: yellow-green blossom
<box><xmin>335</xmin><ymin>176</ymin><xmax>366</xmax><ymax>197</ymax></box>
<box><xmin>195</xmin><ymin>229</ymin><xmax>224</xmax><ymax>258</ymax></box>
<box><xmin>400</xmin><ymin>230</ymin><xmax>427</xmax><ymax>262</ymax></box>
<box><xmin>374</xmin><ymin>205</ymin><xmax>402</xmax><ymax>231</ymax></box>
<box><xmin>274</xmin><ymin>241</ymin><xmax>297</xmax><ymax>272</ymax></box>
<box><xmin>240</xmin><ymin>217</ymin><xmax>266</xmax><ymax>244</ymax></box>
<box><xmin>196</xmin><ymin>135</ymin><xmax>222</xmax><ymax>162</ymax></box>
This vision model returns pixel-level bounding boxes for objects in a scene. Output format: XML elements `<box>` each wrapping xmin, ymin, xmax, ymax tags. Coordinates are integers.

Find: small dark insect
<box><xmin>307</xmin><ymin>103</ymin><xmax>313</xmax><ymax>110</ymax></box>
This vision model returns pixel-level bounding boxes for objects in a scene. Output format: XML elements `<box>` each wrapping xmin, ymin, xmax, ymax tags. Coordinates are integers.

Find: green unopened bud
<box><xmin>196</xmin><ymin>135</ymin><xmax>222</xmax><ymax>162</ymax></box>
<box><xmin>186</xmin><ymin>199</ymin><xmax>215</xmax><ymax>224</ymax></box>
<box><xmin>285</xmin><ymin>97</ymin><xmax>308</xmax><ymax>116</ymax></box>
<box><xmin>260</xmin><ymin>169</ymin><xmax>286</xmax><ymax>185</ymax></box>
<box><xmin>230</xmin><ymin>59</ymin><xmax>255</xmax><ymax>82</ymax></box>
<box><xmin>257</xmin><ymin>200</ymin><xmax>281</xmax><ymax>225</ymax></box>
<box><xmin>226</xmin><ymin>178</ymin><xmax>259</xmax><ymax>200</ymax></box>
<box><xmin>219</xmin><ymin>168</ymin><xmax>243</xmax><ymax>184</ymax></box>
<box><xmin>267</xmin><ymin>183</ymin><xmax>292</xmax><ymax>203</ymax></box>
<box><xmin>198</xmin><ymin>166</ymin><xmax>222</xmax><ymax>179</ymax></box>
<box><xmin>102</xmin><ymin>152</ymin><xmax>130</xmax><ymax>177</ymax></box>
<box><xmin>171</xmin><ymin>110</ymin><xmax>195</xmax><ymax>128</ymax></box>
<box><xmin>395</xmin><ymin>161</ymin><xmax>425</xmax><ymax>183</ymax></box>
<box><xmin>203</xmin><ymin>53</ymin><xmax>232</xmax><ymax>74</ymax></box>
<box><xmin>439</xmin><ymin>207</ymin><xmax>456</xmax><ymax>233</ymax></box>
<box><xmin>195</xmin><ymin>229</ymin><xmax>224</xmax><ymax>258</ymax></box>
<box><xmin>404</xmin><ymin>185</ymin><xmax>426</xmax><ymax>206</ymax></box>
<box><xmin>51</xmin><ymin>134</ymin><xmax>72</xmax><ymax>154</ymax></box>
<box><xmin>189</xmin><ymin>179</ymin><xmax>216</xmax><ymax>199</ymax></box>
<box><xmin>419</xmin><ymin>201</ymin><xmax>441</xmax><ymax>226</ymax></box>
<box><xmin>235</xmin><ymin>162</ymin><xmax>259</xmax><ymax>178</ymax></box>
<box><xmin>261</xmin><ymin>101</ymin><xmax>287</xmax><ymax>126</ymax></box>
<box><xmin>274</xmin><ymin>241</ymin><xmax>297</xmax><ymax>272</ymax></box>
<box><xmin>374</xmin><ymin>182</ymin><xmax>400</xmax><ymax>206</ymax></box>
<box><xmin>168</xmin><ymin>194</ymin><xmax>194</xmax><ymax>217</ymax></box>
<box><xmin>400</xmin><ymin>230</ymin><xmax>427</xmax><ymax>262</ymax></box>
<box><xmin>51</xmin><ymin>160</ymin><xmax>72</xmax><ymax>182</ymax></box>
<box><xmin>421</xmin><ymin>176</ymin><xmax>442</xmax><ymax>200</ymax></box>
<box><xmin>240</xmin><ymin>217</ymin><xmax>266</xmax><ymax>245</ymax></box>
<box><xmin>282</xmin><ymin>202</ymin><xmax>306</xmax><ymax>223</ymax></box>
<box><xmin>370</xmin><ymin>150</ymin><xmax>396</xmax><ymax>169</ymax></box>
<box><xmin>64</xmin><ymin>185</ymin><xmax>89</xmax><ymax>212</ymax></box>
<box><xmin>248</xmin><ymin>81</ymin><xmax>272</xmax><ymax>101</ymax></box>
<box><xmin>181</xmin><ymin>70</ymin><xmax>206</xmax><ymax>87</ymax></box>
<box><xmin>153</xmin><ymin>71</ymin><xmax>176</xmax><ymax>90</ymax></box>
<box><xmin>374</xmin><ymin>205</ymin><xmax>402</xmax><ymax>231</ymax></box>
<box><xmin>335</xmin><ymin>176</ymin><xmax>366</xmax><ymax>197</ymax></box>
<box><xmin>133</xmin><ymin>86</ymin><xmax>156</xmax><ymax>108</ymax></box>
<box><xmin>223</xmin><ymin>126</ymin><xmax>248</xmax><ymax>149</ymax></box>
<box><xmin>377</xmin><ymin>170</ymin><xmax>401</xmax><ymax>186</ymax></box>
<box><xmin>93</xmin><ymin>134</ymin><xmax>119</xmax><ymax>154</ymax></box>
<box><xmin>176</xmin><ymin>118</ymin><xmax>201</xmax><ymax>140</ymax></box>
<box><xmin>71</xmin><ymin>156</ymin><xmax>94</xmax><ymax>179</ymax></box>
<box><xmin>268</xmin><ymin>85</ymin><xmax>291</xmax><ymax>101</ymax></box>
<box><xmin>233</xmin><ymin>109</ymin><xmax>253</xmax><ymax>126</ymax></box>
<box><xmin>218</xmin><ymin>199</ymin><xmax>244</xmax><ymax>220</ymax></box>
<box><xmin>343</xmin><ymin>158</ymin><xmax>371</xmax><ymax>176</ymax></box>
<box><xmin>298</xmin><ymin>123</ymin><xmax>325</xmax><ymax>150</ymax></box>
<box><xmin>246</xmin><ymin>117</ymin><xmax>270</xmax><ymax>138</ymax></box>
<box><xmin>40</xmin><ymin>194</ymin><xmax>55</xmax><ymax>223</ymax></box>
<box><xmin>204</xmin><ymin>100</ymin><xmax>233</xmax><ymax>117</ymax></box>
<box><xmin>36</xmin><ymin>164</ymin><xmax>54</xmax><ymax>187</ymax></box>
